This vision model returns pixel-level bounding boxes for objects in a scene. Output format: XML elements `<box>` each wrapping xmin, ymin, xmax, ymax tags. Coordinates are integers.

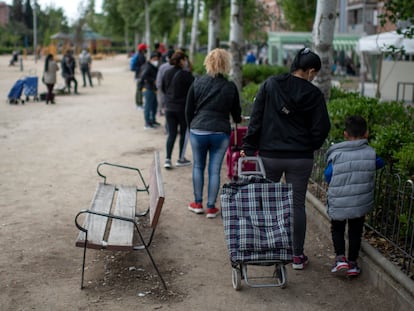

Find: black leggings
<box><xmin>46</xmin><ymin>83</ymin><xmax>55</xmax><ymax>102</ymax></box>
<box><xmin>165</xmin><ymin>110</ymin><xmax>187</xmax><ymax>160</ymax></box>
<box><xmin>261</xmin><ymin>157</ymin><xmax>314</xmax><ymax>256</ymax></box>
<box><xmin>331</xmin><ymin>216</ymin><xmax>365</xmax><ymax>262</ymax></box>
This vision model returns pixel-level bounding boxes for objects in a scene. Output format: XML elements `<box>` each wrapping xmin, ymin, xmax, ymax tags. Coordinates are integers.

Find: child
<box><xmin>324</xmin><ymin>115</ymin><xmax>384</xmax><ymax>276</ymax></box>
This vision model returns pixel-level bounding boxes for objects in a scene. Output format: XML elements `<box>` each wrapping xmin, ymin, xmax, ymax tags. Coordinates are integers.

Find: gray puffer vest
<box><xmin>326</xmin><ymin>139</ymin><xmax>376</xmax><ymax>220</ymax></box>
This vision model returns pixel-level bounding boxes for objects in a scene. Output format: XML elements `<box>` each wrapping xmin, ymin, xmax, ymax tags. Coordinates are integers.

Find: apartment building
<box><xmin>0</xmin><ymin>1</ymin><xmax>10</xmax><ymax>27</ymax></box>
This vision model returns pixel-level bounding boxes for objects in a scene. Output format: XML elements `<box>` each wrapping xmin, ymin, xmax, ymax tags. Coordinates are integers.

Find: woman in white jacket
<box><xmin>43</xmin><ymin>54</ymin><xmax>59</xmax><ymax>104</ymax></box>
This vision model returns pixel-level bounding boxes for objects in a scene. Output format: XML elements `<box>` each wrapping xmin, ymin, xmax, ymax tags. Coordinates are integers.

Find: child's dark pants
<box><xmin>331</xmin><ymin>216</ymin><xmax>365</xmax><ymax>262</ymax></box>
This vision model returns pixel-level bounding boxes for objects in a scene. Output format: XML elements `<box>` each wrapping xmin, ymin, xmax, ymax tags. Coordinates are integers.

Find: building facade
<box><xmin>0</xmin><ymin>1</ymin><xmax>10</xmax><ymax>27</ymax></box>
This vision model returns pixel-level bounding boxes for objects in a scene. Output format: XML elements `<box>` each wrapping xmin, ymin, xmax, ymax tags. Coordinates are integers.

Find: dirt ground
<box><xmin>0</xmin><ymin>54</ymin><xmax>396</xmax><ymax>311</ymax></box>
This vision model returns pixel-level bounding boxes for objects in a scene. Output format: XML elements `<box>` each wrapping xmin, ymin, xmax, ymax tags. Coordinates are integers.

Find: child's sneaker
<box><xmin>347</xmin><ymin>261</ymin><xmax>361</xmax><ymax>276</ymax></box>
<box><xmin>331</xmin><ymin>255</ymin><xmax>349</xmax><ymax>273</ymax></box>
<box><xmin>188</xmin><ymin>202</ymin><xmax>204</xmax><ymax>214</ymax></box>
<box><xmin>292</xmin><ymin>254</ymin><xmax>309</xmax><ymax>270</ymax></box>
<box><xmin>206</xmin><ymin>207</ymin><xmax>220</xmax><ymax>219</ymax></box>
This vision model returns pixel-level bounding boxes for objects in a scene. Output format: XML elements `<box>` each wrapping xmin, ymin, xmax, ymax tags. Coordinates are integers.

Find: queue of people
<box><xmin>131</xmin><ymin>45</ymin><xmax>381</xmax><ymax>277</ymax></box>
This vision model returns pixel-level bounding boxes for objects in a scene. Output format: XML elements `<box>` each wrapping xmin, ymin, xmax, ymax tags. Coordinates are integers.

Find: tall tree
<box><xmin>101</xmin><ymin>0</ymin><xmax>125</xmax><ymax>39</ymax></box>
<box><xmin>11</xmin><ymin>0</ymin><xmax>24</xmax><ymax>23</ymax></box>
<box><xmin>379</xmin><ymin>0</ymin><xmax>414</xmax><ymax>37</ymax></box>
<box><xmin>207</xmin><ymin>0</ymin><xmax>222</xmax><ymax>52</ymax></box>
<box><xmin>312</xmin><ymin>0</ymin><xmax>337</xmax><ymax>101</ymax></box>
<box><xmin>177</xmin><ymin>0</ymin><xmax>190</xmax><ymax>48</ymax></box>
<box><xmin>189</xmin><ymin>0</ymin><xmax>200</xmax><ymax>62</ymax></box>
<box><xmin>280</xmin><ymin>0</ymin><xmax>317</xmax><ymax>31</ymax></box>
<box><xmin>229</xmin><ymin>0</ymin><xmax>244</xmax><ymax>93</ymax></box>
<box><xmin>149</xmin><ymin>0</ymin><xmax>180</xmax><ymax>46</ymax></box>
<box><xmin>117</xmin><ymin>0</ymin><xmax>144</xmax><ymax>53</ymax></box>
<box><xmin>39</xmin><ymin>6</ymin><xmax>69</xmax><ymax>46</ymax></box>
<box><xmin>23</xmin><ymin>0</ymin><xmax>33</xmax><ymax>30</ymax></box>
<box><xmin>144</xmin><ymin>0</ymin><xmax>150</xmax><ymax>52</ymax></box>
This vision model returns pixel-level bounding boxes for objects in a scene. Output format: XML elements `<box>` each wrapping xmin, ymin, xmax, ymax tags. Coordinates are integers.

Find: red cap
<box><xmin>138</xmin><ymin>43</ymin><xmax>148</xmax><ymax>51</ymax></box>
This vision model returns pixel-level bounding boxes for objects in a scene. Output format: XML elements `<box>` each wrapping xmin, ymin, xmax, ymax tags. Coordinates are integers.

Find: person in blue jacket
<box><xmin>325</xmin><ymin>115</ymin><xmax>385</xmax><ymax>276</ymax></box>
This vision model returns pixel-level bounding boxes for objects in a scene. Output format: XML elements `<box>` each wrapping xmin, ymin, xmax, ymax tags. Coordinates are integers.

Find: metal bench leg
<box><xmin>144</xmin><ymin>247</ymin><xmax>167</xmax><ymax>289</ymax></box>
<box><xmin>80</xmin><ymin>243</ymin><xmax>87</xmax><ymax>289</ymax></box>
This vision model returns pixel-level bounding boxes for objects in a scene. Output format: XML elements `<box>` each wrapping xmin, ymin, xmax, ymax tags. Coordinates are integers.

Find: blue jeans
<box><xmin>190</xmin><ymin>132</ymin><xmax>230</xmax><ymax>208</ymax></box>
<box><xmin>143</xmin><ymin>89</ymin><xmax>158</xmax><ymax>126</ymax></box>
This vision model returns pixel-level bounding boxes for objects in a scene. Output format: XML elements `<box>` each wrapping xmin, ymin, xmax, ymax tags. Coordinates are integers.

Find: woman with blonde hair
<box><xmin>185</xmin><ymin>48</ymin><xmax>242</xmax><ymax>218</ymax></box>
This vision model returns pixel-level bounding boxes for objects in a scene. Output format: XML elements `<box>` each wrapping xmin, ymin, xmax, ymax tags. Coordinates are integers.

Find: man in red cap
<box><xmin>133</xmin><ymin>43</ymin><xmax>148</xmax><ymax>109</ymax></box>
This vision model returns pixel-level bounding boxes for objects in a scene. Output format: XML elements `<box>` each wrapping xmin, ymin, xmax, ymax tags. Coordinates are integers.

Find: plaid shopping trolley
<box><xmin>220</xmin><ymin>157</ymin><xmax>294</xmax><ymax>290</ymax></box>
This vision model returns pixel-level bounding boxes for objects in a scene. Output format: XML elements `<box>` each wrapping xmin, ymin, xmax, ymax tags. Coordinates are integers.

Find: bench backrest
<box><xmin>149</xmin><ymin>151</ymin><xmax>165</xmax><ymax>229</ymax></box>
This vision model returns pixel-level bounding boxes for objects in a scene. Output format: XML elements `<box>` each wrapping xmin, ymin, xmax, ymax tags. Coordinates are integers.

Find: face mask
<box><xmin>151</xmin><ymin>60</ymin><xmax>159</xmax><ymax>67</ymax></box>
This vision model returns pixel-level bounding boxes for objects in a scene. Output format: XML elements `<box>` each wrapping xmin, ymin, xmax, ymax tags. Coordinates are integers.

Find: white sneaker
<box><xmin>164</xmin><ymin>159</ymin><xmax>172</xmax><ymax>169</ymax></box>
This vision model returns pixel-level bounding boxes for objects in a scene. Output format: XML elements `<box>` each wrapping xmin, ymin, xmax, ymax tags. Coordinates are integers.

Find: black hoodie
<box><xmin>242</xmin><ymin>73</ymin><xmax>331</xmax><ymax>158</ymax></box>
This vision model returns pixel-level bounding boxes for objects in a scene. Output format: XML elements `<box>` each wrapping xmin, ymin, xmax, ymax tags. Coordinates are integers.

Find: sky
<box><xmin>5</xmin><ymin>0</ymin><xmax>103</xmax><ymax>23</ymax></box>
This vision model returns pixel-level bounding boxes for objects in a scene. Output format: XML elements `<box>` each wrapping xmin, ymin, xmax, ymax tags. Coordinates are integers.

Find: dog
<box><xmin>90</xmin><ymin>71</ymin><xmax>103</xmax><ymax>85</ymax></box>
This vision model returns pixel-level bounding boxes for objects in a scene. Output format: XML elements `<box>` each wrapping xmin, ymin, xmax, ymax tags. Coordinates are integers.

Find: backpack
<box><xmin>130</xmin><ymin>53</ymin><xmax>138</xmax><ymax>71</ymax></box>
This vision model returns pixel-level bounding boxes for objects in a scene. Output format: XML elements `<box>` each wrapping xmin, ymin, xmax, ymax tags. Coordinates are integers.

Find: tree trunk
<box><xmin>208</xmin><ymin>0</ymin><xmax>221</xmax><ymax>52</ymax></box>
<box><xmin>124</xmin><ymin>26</ymin><xmax>130</xmax><ymax>55</ymax></box>
<box><xmin>145</xmin><ymin>0</ymin><xmax>151</xmax><ymax>55</ymax></box>
<box><xmin>312</xmin><ymin>0</ymin><xmax>338</xmax><ymax>102</ymax></box>
<box><xmin>177</xmin><ymin>0</ymin><xmax>188</xmax><ymax>49</ymax></box>
<box><xmin>229</xmin><ymin>0</ymin><xmax>244</xmax><ymax>93</ymax></box>
<box><xmin>189</xmin><ymin>0</ymin><xmax>200</xmax><ymax>63</ymax></box>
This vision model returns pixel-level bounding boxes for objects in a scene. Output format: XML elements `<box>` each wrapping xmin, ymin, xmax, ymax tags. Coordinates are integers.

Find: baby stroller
<box><xmin>7</xmin><ymin>79</ymin><xmax>26</xmax><ymax>104</ymax></box>
<box><xmin>23</xmin><ymin>70</ymin><xmax>39</xmax><ymax>102</ymax></box>
<box><xmin>225</xmin><ymin>123</ymin><xmax>256</xmax><ymax>180</ymax></box>
<box><xmin>220</xmin><ymin>157</ymin><xmax>294</xmax><ymax>290</ymax></box>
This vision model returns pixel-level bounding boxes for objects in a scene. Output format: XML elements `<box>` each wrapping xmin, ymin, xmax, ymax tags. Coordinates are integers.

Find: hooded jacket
<box><xmin>242</xmin><ymin>74</ymin><xmax>330</xmax><ymax>158</ymax></box>
<box><xmin>185</xmin><ymin>74</ymin><xmax>242</xmax><ymax>134</ymax></box>
<box><xmin>325</xmin><ymin>139</ymin><xmax>377</xmax><ymax>220</ymax></box>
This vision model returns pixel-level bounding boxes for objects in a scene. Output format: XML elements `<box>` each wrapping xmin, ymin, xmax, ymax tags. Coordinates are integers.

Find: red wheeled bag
<box><xmin>225</xmin><ymin>124</ymin><xmax>256</xmax><ymax>180</ymax></box>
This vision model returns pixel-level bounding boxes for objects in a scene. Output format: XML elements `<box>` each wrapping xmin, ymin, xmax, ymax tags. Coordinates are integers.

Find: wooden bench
<box><xmin>75</xmin><ymin>151</ymin><xmax>166</xmax><ymax>289</ymax></box>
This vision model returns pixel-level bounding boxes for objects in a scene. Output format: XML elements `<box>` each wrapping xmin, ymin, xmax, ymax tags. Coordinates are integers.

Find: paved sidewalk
<box><xmin>0</xmin><ymin>54</ymin><xmax>397</xmax><ymax>310</ymax></box>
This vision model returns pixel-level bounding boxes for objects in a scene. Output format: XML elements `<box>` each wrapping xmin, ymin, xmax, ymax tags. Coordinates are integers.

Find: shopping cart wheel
<box><xmin>274</xmin><ymin>264</ymin><xmax>287</xmax><ymax>289</ymax></box>
<box><xmin>232</xmin><ymin>267</ymin><xmax>242</xmax><ymax>290</ymax></box>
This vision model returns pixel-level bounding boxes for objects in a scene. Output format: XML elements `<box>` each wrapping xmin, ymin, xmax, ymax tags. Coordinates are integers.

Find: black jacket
<box><xmin>161</xmin><ymin>66</ymin><xmax>194</xmax><ymax>112</ymax></box>
<box><xmin>139</xmin><ymin>62</ymin><xmax>158</xmax><ymax>91</ymax></box>
<box><xmin>242</xmin><ymin>73</ymin><xmax>331</xmax><ymax>158</ymax></box>
<box><xmin>185</xmin><ymin>74</ymin><xmax>242</xmax><ymax>135</ymax></box>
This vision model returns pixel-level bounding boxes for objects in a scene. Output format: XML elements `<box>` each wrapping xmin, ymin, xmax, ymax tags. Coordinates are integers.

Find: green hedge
<box><xmin>328</xmin><ymin>88</ymin><xmax>414</xmax><ymax>178</ymax></box>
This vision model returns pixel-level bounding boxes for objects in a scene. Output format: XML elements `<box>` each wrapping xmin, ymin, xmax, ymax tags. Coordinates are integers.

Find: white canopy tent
<box><xmin>357</xmin><ymin>31</ymin><xmax>414</xmax><ymax>55</ymax></box>
<box><xmin>357</xmin><ymin>31</ymin><xmax>414</xmax><ymax>101</ymax></box>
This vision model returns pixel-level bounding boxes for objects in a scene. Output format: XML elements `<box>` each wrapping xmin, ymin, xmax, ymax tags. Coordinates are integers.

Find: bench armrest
<box><xmin>75</xmin><ymin>209</ymin><xmax>137</xmax><ymax>229</ymax></box>
<box><xmin>97</xmin><ymin>162</ymin><xmax>148</xmax><ymax>193</ymax></box>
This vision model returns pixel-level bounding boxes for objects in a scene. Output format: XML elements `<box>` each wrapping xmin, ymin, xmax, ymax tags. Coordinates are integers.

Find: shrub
<box><xmin>393</xmin><ymin>143</ymin><xmax>414</xmax><ymax>179</ymax></box>
<box><xmin>327</xmin><ymin>91</ymin><xmax>414</xmax><ymax>177</ymax></box>
<box><xmin>241</xmin><ymin>82</ymin><xmax>260</xmax><ymax>116</ymax></box>
<box><xmin>242</xmin><ymin>64</ymin><xmax>288</xmax><ymax>85</ymax></box>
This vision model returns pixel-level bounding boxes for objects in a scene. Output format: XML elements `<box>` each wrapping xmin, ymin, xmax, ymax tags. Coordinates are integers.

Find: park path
<box><xmin>0</xmin><ymin>54</ymin><xmax>394</xmax><ymax>310</ymax></box>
